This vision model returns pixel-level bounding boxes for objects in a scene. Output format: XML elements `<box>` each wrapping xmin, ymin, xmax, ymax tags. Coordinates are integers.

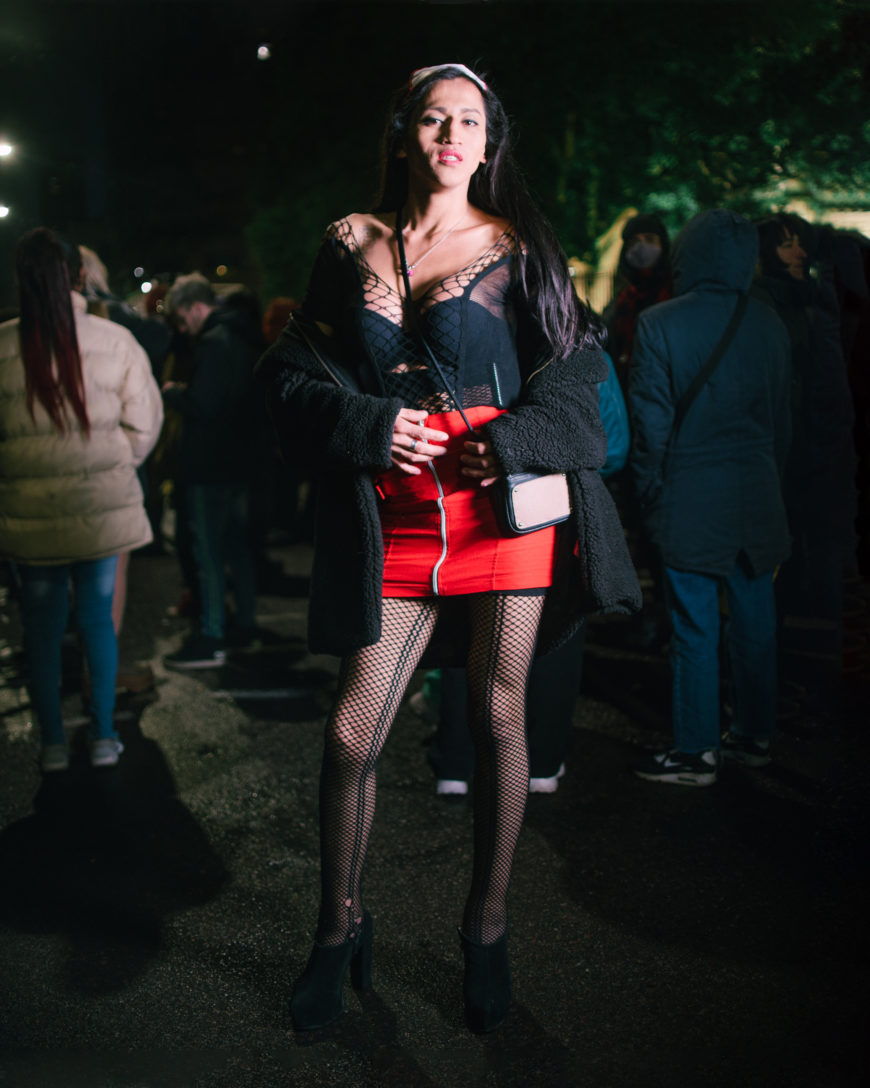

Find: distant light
<box><xmin>140</xmin><ymin>281</ymin><xmax>153</xmax><ymax>294</ymax></box>
<box><xmin>0</xmin><ymin>143</ymin><xmax>13</xmax><ymax>158</ymax></box>
<box><xmin>216</xmin><ymin>264</ymin><xmax>228</xmax><ymax>277</ymax></box>
<box><xmin>257</xmin><ymin>43</ymin><xmax>271</xmax><ymax>60</ymax></box>
<box><xmin>133</xmin><ymin>266</ymin><xmax>144</xmax><ymax>278</ymax></box>
<box><xmin>0</xmin><ymin>205</ymin><xmax>9</xmax><ymax>218</ymax></box>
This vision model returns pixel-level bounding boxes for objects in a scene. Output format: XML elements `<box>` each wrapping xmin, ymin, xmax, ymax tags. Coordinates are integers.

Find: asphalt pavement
<box><xmin>0</xmin><ymin>544</ymin><xmax>868</xmax><ymax>1088</ymax></box>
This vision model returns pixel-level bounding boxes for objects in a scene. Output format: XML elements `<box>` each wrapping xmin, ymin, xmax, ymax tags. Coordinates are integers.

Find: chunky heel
<box><xmin>350</xmin><ymin>910</ymin><xmax>373</xmax><ymax>991</ymax></box>
<box><xmin>290</xmin><ymin>912</ymin><xmax>373</xmax><ymax>1030</ymax></box>
<box><xmin>459</xmin><ymin>928</ymin><xmax>511</xmax><ymax>1033</ymax></box>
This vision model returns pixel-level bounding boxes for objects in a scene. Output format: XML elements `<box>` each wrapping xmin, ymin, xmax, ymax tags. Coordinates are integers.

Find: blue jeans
<box><xmin>664</xmin><ymin>561</ymin><xmax>777</xmax><ymax>753</ymax></box>
<box><xmin>17</xmin><ymin>556</ymin><xmax>119</xmax><ymax>745</ymax></box>
<box><xmin>187</xmin><ymin>483</ymin><xmax>256</xmax><ymax>640</ymax></box>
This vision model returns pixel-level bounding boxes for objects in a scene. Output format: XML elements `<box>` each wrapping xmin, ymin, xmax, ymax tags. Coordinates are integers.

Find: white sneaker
<box><xmin>40</xmin><ymin>744</ymin><xmax>69</xmax><ymax>773</ymax></box>
<box><xmin>436</xmin><ymin>779</ymin><xmax>468</xmax><ymax>796</ymax></box>
<box><xmin>529</xmin><ymin>763</ymin><xmax>566</xmax><ymax>794</ymax></box>
<box><xmin>90</xmin><ymin>737</ymin><xmax>124</xmax><ymax>768</ymax></box>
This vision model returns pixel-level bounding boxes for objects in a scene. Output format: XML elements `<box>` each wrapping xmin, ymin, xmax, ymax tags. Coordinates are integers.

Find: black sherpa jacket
<box><xmin>257</xmin><ymin>317</ymin><xmax>641</xmax><ymax>663</ymax></box>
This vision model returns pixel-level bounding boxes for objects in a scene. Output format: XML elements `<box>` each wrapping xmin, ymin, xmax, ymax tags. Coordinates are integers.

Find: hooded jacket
<box><xmin>0</xmin><ymin>292</ymin><xmax>163</xmax><ymax>564</ymax></box>
<box><xmin>629</xmin><ymin>209</ymin><xmax>792</xmax><ymax>576</ymax></box>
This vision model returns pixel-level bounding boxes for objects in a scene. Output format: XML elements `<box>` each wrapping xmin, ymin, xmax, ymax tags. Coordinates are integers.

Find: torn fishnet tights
<box><xmin>315</xmin><ymin>594</ymin><xmax>544</xmax><ymax>948</ymax></box>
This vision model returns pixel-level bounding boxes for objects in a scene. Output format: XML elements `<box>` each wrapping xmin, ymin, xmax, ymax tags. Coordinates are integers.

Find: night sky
<box><xmin>3</xmin><ymin>0</ymin><xmax>597</xmax><ymax>306</ymax></box>
<box><xmin>1</xmin><ymin>0</ymin><xmax>860</xmax><ymax>309</ymax></box>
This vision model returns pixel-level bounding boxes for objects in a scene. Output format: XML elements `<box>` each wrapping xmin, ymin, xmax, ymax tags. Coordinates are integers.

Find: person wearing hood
<box><xmin>606</xmin><ymin>213</ymin><xmax>673</xmax><ymax>394</ymax></box>
<box><xmin>162</xmin><ymin>273</ymin><xmax>264</xmax><ymax>668</ymax></box>
<box><xmin>629</xmin><ymin>209</ymin><xmax>792</xmax><ymax>786</ymax></box>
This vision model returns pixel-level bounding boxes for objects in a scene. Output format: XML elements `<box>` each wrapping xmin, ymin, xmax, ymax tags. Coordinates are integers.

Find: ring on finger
<box><xmin>410</xmin><ymin>439</ymin><xmax>417</xmax><ymax>452</ymax></box>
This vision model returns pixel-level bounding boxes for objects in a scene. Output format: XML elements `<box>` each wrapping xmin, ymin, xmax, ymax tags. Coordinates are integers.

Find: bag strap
<box><xmin>395</xmin><ymin>207</ymin><xmax>476</xmax><ymax>434</ymax></box>
<box><xmin>287</xmin><ymin>311</ymin><xmax>346</xmax><ymax>388</ymax></box>
<box><xmin>672</xmin><ymin>291</ymin><xmax>749</xmax><ymax>437</ymax></box>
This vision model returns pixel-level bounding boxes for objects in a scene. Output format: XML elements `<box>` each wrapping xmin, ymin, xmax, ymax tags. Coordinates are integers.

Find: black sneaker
<box><xmin>634</xmin><ymin>747</ymin><xmax>719</xmax><ymax>787</ymax></box>
<box><xmin>721</xmin><ymin>731</ymin><xmax>771</xmax><ymax>767</ymax></box>
<box><xmin>164</xmin><ymin>635</ymin><xmax>226</xmax><ymax>670</ymax></box>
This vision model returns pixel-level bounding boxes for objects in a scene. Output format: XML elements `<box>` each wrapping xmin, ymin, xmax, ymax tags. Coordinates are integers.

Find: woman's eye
<box><xmin>420</xmin><ymin>115</ymin><xmax>442</xmax><ymax>126</ymax></box>
<box><xmin>462</xmin><ymin>118</ymin><xmax>479</xmax><ymax>126</ymax></box>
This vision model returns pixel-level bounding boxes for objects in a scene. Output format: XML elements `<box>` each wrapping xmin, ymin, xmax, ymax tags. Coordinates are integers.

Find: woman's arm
<box><xmin>259</xmin><ymin>323</ymin><xmax>402</xmax><ymax>474</ymax></box>
<box><xmin>462</xmin><ymin>343</ymin><xmax>609</xmax><ymax>482</ymax></box>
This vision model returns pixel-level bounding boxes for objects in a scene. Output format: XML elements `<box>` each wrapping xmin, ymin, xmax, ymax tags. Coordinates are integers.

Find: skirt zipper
<box><xmin>427</xmin><ymin>460</ymin><xmax>448</xmax><ymax>595</ymax></box>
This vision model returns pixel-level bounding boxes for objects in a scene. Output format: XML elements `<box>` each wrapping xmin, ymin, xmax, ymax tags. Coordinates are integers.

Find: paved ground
<box><xmin>0</xmin><ymin>544</ymin><xmax>868</xmax><ymax>1088</ymax></box>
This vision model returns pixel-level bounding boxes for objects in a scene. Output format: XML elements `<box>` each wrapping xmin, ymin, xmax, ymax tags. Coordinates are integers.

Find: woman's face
<box><xmin>776</xmin><ymin>230</ymin><xmax>806</xmax><ymax>280</ymax></box>
<box><xmin>400</xmin><ymin>78</ymin><xmax>488</xmax><ymax>193</ymax></box>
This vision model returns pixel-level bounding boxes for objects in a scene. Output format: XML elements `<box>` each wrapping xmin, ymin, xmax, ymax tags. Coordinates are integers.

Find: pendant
<box><xmin>398</xmin><ymin>266</ymin><xmax>414</xmax><ymax>277</ymax></box>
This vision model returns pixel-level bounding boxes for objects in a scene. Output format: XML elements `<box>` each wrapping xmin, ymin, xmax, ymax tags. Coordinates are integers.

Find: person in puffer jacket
<box><xmin>0</xmin><ymin>228</ymin><xmax>163</xmax><ymax>772</ymax></box>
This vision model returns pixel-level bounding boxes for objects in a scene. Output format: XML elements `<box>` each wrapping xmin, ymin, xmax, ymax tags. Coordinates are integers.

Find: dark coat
<box><xmin>753</xmin><ymin>245</ymin><xmax>856</xmax><ymax>538</ymax></box>
<box><xmin>164</xmin><ymin>306</ymin><xmax>265</xmax><ymax>484</ymax></box>
<box><xmin>629</xmin><ymin>209</ymin><xmax>792</xmax><ymax>577</ymax></box>
<box><xmin>258</xmin><ymin>317</ymin><xmax>641</xmax><ymax>662</ymax></box>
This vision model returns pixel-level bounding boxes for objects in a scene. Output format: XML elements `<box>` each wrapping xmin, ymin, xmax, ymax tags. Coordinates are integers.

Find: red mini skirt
<box><xmin>376</xmin><ymin>406</ymin><xmax>558</xmax><ymax>598</ymax></box>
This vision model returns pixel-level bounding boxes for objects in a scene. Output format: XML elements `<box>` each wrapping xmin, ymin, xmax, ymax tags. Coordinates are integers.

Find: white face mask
<box><xmin>625</xmin><ymin>240</ymin><xmax>662</xmax><ymax>270</ymax></box>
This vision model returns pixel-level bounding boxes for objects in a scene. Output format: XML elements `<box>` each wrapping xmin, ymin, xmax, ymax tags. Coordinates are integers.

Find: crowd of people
<box><xmin>0</xmin><ymin>61</ymin><xmax>867</xmax><ymax>1036</ymax></box>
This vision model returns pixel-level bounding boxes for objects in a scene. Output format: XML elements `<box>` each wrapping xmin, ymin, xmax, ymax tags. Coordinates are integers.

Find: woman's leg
<box><xmin>72</xmin><ymin>556</ymin><xmax>120</xmax><ymax>741</ymax></box>
<box><xmin>17</xmin><ymin>565</ymin><xmax>71</xmax><ymax>746</ymax></box>
<box><xmin>316</xmin><ymin>597</ymin><xmax>439</xmax><ymax>946</ymax></box>
<box><xmin>462</xmin><ymin>593</ymin><xmax>545</xmax><ymax>944</ymax></box>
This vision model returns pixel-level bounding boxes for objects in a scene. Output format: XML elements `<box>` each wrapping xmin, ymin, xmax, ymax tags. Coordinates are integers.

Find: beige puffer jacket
<box><xmin>0</xmin><ymin>293</ymin><xmax>164</xmax><ymax>564</ymax></box>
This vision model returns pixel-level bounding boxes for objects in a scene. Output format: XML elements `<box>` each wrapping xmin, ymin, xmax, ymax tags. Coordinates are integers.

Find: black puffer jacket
<box><xmin>258</xmin><ymin>318</ymin><xmax>641</xmax><ymax>662</ymax></box>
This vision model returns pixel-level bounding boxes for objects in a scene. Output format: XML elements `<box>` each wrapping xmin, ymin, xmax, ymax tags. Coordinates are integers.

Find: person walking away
<box><xmin>0</xmin><ymin>229</ymin><xmax>162</xmax><ymax>770</ymax></box>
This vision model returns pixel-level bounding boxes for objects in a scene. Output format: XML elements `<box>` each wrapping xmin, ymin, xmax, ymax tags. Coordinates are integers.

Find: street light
<box><xmin>0</xmin><ymin>206</ymin><xmax>9</xmax><ymax>218</ymax></box>
<box><xmin>0</xmin><ymin>143</ymin><xmax>13</xmax><ymax>158</ymax></box>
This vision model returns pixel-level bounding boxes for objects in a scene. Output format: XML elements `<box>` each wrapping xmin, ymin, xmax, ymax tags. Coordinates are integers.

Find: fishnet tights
<box><xmin>315</xmin><ymin>594</ymin><xmax>544</xmax><ymax>948</ymax></box>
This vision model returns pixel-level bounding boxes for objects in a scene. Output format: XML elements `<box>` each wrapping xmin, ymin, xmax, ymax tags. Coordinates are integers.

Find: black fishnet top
<box><xmin>302</xmin><ymin>217</ymin><xmax>545</xmax><ymax>412</ymax></box>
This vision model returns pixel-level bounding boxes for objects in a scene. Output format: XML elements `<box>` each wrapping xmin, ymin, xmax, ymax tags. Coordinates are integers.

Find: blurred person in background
<box><xmin>162</xmin><ymin>273</ymin><xmax>262</xmax><ymax>668</ymax></box>
<box><xmin>754</xmin><ymin>214</ymin><xmax>857</xmax><ymax>703</ymax></box>
<box><xmin>630</xmin><ymin>210</ymin><xmax>791</xmax><ymax>785</ymax></box>
<box><xmin>603</xmin><ymin>213</ymin><xmax>674</xmax><ymax>650</ymax></box>
<box><xmin>0</xmin><ymin>229</ymin><xmax>162</xmax><ymax>771</ymax></box>
<box><xmin>78</xmin><ymin>245</ymin><xmax>173</xmax><ymax>694</ymax></box>
<box><xmin>605</xmin><ymin>213</ymin><xmax>673</xmax><ymax>394</ymax></box>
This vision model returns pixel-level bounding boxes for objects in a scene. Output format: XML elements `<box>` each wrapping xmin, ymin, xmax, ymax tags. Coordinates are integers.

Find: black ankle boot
<box><xmin>290</xmin><ymin>911</ymin><xmax>373</xmax><ymax>1030</ymax></box>
<box><xmin>459</xmin><ymin>928</ymin><xmax>511</xmax><ymax>1033</ymax></box>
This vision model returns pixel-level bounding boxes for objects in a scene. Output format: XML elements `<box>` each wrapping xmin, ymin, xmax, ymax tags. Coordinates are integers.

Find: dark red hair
<box><xmin>15</xmin><ymin>228</ymin><xmax>89</xmax><ymax>435</ymax></box>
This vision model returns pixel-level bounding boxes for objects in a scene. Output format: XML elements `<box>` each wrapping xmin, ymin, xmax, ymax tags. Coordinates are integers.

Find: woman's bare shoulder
<box><xmin>343</xmin><ymin>212</ymin><xmax>395</xmax><ymax>249</ymax></box>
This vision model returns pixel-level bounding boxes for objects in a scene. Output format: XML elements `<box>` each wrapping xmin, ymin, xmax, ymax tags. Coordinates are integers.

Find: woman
<box><xmin>0</xmin><ymin>228</ymin><xmax>163</xmax><ymax>772</ymax></box>
<box><xmin>261</xmin><ymin>63</ymin><xmax>639</xmax><ymax>1033</ymax></box>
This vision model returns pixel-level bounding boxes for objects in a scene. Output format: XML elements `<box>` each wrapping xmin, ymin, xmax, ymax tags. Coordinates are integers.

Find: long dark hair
<box><xmin>755</xmin><ymin>213</ymin><xmax>804</xmax><ymax>279</ymax></box>
<box><xmin>374</xmin><ymin>65</ymin><xmax>597</xmax><ymax>360</ymax></box>
<box><xmin>15</xmin><ymin>228</ymin><xmax>89</xmax><ymax>436</ymax></box>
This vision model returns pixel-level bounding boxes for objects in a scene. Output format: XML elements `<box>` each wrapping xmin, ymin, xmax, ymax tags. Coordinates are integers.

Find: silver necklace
<box><xmin>397</xmin><ymin>210</ymin><xmax>469</xmax><ymax>277</ymax></box>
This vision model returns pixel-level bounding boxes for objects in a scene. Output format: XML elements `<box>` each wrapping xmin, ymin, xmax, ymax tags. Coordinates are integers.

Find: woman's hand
<box><xmin>391</xmin><ymin>408</ymin><xmax>448</xmax><ymax>475</ymax></box>
<box><xmin>460</xmin><ymin>439</ymin><xmax>500</xmax><ymax>488</ymax></box>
